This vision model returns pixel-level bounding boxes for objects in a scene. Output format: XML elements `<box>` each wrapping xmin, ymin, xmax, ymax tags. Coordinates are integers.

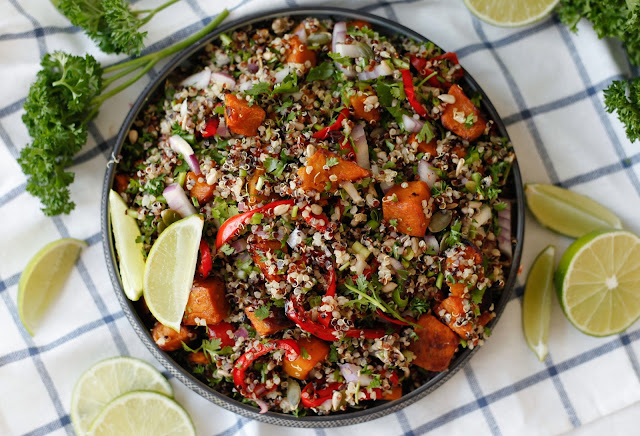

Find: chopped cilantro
<box><xmin>254</xmin><ymin>304</ymin><xmax>271</xmax><ymax>321</ymax></box>
<box><xmin>306</xmin><ymin>62</ymin><xmax>335</xmax><ymax>81</ymax></box>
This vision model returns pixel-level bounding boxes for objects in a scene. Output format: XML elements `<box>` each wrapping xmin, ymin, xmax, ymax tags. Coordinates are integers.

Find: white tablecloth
<box><xmin>1</xmin><ymin>1</ymin><xmax>639</xmax><ymax>435</ymax></box>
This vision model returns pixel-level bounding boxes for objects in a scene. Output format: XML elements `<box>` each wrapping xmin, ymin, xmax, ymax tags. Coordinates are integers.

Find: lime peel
<box><xmin>18</xmin><ymin>238</ymin><xmax>87</xmax><ymax>336</ymax></box>
<box><xmin>555</xmin><ymin>229</ymin><xmax>640</xmax><ymax>337</ymax></box>
<box><xmin>523</xmin><ymin>245</ymin><xmax>555</xmax><ymax>362</ymax></box>
<box><xmin>525</xmin><ymin>183</ymin><xmax>622</xmax><ymax>238</ymax></box>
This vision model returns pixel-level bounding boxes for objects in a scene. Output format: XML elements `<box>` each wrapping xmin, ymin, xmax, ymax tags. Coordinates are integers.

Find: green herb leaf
<box><xmin>254</xmin><ymin>304</ymin><xmax>271</xmax><ymax>321</ymax></box>
<box><xmin>306</xmin><ymin>62</ymin><xmax>335</xmax><ymax>81</ymax></box>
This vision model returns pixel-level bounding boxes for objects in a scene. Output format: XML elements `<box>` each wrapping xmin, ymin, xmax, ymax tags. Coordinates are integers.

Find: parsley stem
<box><xmin>138</xmin><ymin>0</ymin><xmax>181</xmax><ymax>26</ymax></box>
<box><xmin>102</xmin><ymin>62</ymin><xmax>143</xmax><ymax>89</ymax></box>
<box><xmin>92</xmin><ymin>60</ymin><xmax>155</xmax><ymax>106</ymax></box>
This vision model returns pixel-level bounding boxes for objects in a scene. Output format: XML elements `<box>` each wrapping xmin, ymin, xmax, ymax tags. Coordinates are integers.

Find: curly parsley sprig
<box><xmin>52</xmin><ymin>0</ymin><xmax>181</xmax><ymax>56</ymax></box>
<box><xmin>19</xmin><ymin>9</ymin><xmax>229</xmax><ymax>216</ymax></box>
<box><xmin>558</xmin><ymin>0</ymin><xmax>640</xmax><ymax>142</ymax></box>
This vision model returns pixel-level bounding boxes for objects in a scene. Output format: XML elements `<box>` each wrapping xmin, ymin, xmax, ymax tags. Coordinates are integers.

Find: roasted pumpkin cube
<box><xmin>382</xmin><ymin>386</ymin><xmax>402</xmax><ymax>401</ymax></box>
<box><xmin>408</xmin><ymin>132</ymin><xmax>437</xmax><ymax>157</ymax></box>
<box><xmin>382</xmin><ymin>181</ymin><xmax>432</xmax><ymax>237</ymax></box>
<box><xmin>249</xmin><ymin>238</ymin><xmax>287</xmax><ymax>282</ymax></box>
<box><xmin>448</xmin><ymin>283</ymin><xmax>468</xmax><ymax>298</ymax></box>
<box><xmin>297</xmin><ymin>148</ymin><xmax>371</xmax><ymax>193</ymax></box>
<box><xmin>283</xmin><ymin>336</ymin><xmax>330</xmax><ymax>380</ymax></box>
<box><xmin>350</xmin><ymin>91</ymin><xmax>380</xmax><ymax>123</ymax></box>
<box><xmin>245</xmin><ymin>305</ymin><xmax>293</xmax><ymax>337</ymax></box>
<box><xmin>152</xmin><ymin>323</ymin><xmax>195</xmax><ymax>352</ymax></box>
<box><xmin>435</xmin><ymin>296</ymin><xmax>473</xmax><ymax>339</ymax></box>
<box><xmin>183</xmin><ymin>277</ymin><xmax>230</xmax><ymax>326</ymax></box>
<box><xmin>286</xmin><ymin>35</ymin><xmax>316</xmax><ymax>70</ymax></box>
<box><xmin>224</xmin><ymin>93</ymin><xmax>266</xmax><ymax>137</ymax></box>
<box><xmin>187</xmin><ymin>351</ymin><xmax>209</xmax><ymax>365</ymax></box>
<box><xmin>247</xmin><ymin>166</ymin><xmax>277</xmax><ymax>206</ymax></box>
<box><xmin>347</xmin><ymin>19</ymin><xmax>371</xmax><ymax>29</ymax></box>
<box><xmin>408</xmin><ymin>314</ymin><xmax>459</xmax><ymax>372</ymax></box>
<box><xmin>186</xmin><ymin>171</ymin><xmax>215</xmax><ymax>205</ymax></box>
<box><xmin>114</xmin><ymin>174</ymin><xmax>130</xmax><ymax>194</ymax></box>
<box><xmin>441</xmin><ymin>84</ymin><xmax>486</xmax><ymax>142</ymax></box>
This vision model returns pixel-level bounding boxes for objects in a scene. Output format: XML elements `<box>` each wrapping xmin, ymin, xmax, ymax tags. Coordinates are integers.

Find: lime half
<box><xmin>109</xmin><ymin>189</ymin><xmax>146</xmax><ymax>301</ymax></box>
<box><xmin>463</xmin><ymin>0</ymin><xmax>559</xmax><ymax>27</ymax></box>
<box><xmin>18</xmin><ymin>238</ymin><xmax>87</xmax><ymax>335</ymax></box>
<box><xmin>71</xmin><ymin>357</ymin><xmax>173</xmax><ymax>436</ymax></box>
<box><xmin>88</xmin><ymin>391</ymin><xmax>195</xmax><ymax>436</ymax></box>
<box><xmin>525</xmin><ymin>184</ymin><xmax>622</xmax><ymax>238</ymax></box>
<box><xmin>555</xmin><ymin>230</ymin><xmax>640</xmax><ymax>336</ymax></box>
<box><xmin>143</xmin><ymin>214</ymin><xmax>203</xmax><ymax>332</ymax></box>
<box><xmin>523</xmin><ymin>245</ymin><xmax>555</xmax><ymax>361</ymax></box>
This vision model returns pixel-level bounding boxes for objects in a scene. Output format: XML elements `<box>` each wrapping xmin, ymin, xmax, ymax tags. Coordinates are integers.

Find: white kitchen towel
<box><xmin>1</xmin><ymin>0</ymin><xmax>639</xmax><ymax>435</ymax></box>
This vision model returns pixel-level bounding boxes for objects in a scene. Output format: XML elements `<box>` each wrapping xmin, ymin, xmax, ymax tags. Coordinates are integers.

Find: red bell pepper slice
<box><xmin>232</xmin><ymin>339</ymin><xmax>300</xmax><ymax>398</ymax></box>
<box><xmin>216</xmin><ymin>199</ymin><xmax>295</xmax><ymax>249</ymax></box>
<box><xmin>302</xmin><ymin>206</ymin><xmax>331</xmax><ymax>233</ymax></box>
<box><xmin>301</xmin><ymin>381</ymin><xmax>344</xmax><ymax>408</ymax></box>
<box><xmin>400</xmin><ymin>69</ymin><xmax>428</xmax><ymax>118</ymax></box>
<box><xmin>409</xmin><ymin>55</ymin><xmax>441</xmax><ymax>88</ymax></box>
<box><xmin>376</xmin><ymin>309</ymin><xmax>410</xmax><ymax>326</ymax></box>
<box><xmin>202</xmin><ymin>117</ymin><xmax>220</xmax><ymax>138</ymax></box>
<box><xmin>207</xmin><ymin>321</ymin><xmax>235</xmax><ymax>348</ymax></box>
<box><xmin>197</xmin><ymin>239</ymin><xmax>213</xmax><ymax>278</ymax></box>
<box><xmin>286</xmin><ymin>296</ymin><xmax>340</xmax><ymax>341</ymax></box>
<box><xmin>312</xmin><ymin>108</ymin><xmax>349</xmax><ymax>140</ymax></box>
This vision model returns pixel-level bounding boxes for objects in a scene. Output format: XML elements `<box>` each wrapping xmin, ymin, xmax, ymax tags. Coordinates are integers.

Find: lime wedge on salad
<box><xmin>18</xmin><ymin>238</ymin><xmax>87</xmax><ymax>335</ymax></box>
<box><xmin>71</xmin><ymin>357</ymin><xmax>173</xmax><ymax>436</ymax></box>
<box><xmin>523</xmin><ymin>245</ymin><xmax>555</xmax><ymax>361</ymax></box>
<box><xmin>88</xmin><ymin>391</ymin><xmax>195</xmax><ymax>436</ymax></box>
<box><xmin>555</xmin><ymin>230</ymin><xmax>640</xmax><ymax>336</ymax></box>
<box><xmin>463</xmin><ymin>0</ymin><xmax>559</xmax><ymax>27</ymax></box>
<box><xmin>143</xmin><ymin>214</ymin><xmax>203</xmax><ymax>332</ymax></box>
<box><xmin>109</xmin><ymin>189</ymin><xmax>146</xmax><ymax>301</ymax></box>
<box><xmin>525</xmin><ymin>184</ymin><xmax>622</xmax><ymax>238</ymax></box>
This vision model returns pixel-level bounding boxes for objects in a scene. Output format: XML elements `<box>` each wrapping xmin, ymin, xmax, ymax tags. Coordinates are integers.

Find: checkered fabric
<box><xmin>1</xmin><ymin>0</ymin><xmax>640</xmax><ymax>435</ymax></box>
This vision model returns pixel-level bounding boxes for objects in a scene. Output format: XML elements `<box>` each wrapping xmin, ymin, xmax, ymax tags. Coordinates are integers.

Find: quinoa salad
<box><xmin>111</xmin><ymin>16</ymin><xmax>516</xmax><ymax>416</ymax></box>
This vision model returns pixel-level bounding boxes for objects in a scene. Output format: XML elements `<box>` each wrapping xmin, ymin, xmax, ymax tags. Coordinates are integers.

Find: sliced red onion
<box><xmin>287</xmin><ymin>380</ymin><xmax>301</xmax><ymax>409</ymax></box>
<box><xmin>234</xmin><ymin>326</ymin><xmax>249</xmax><ymax>338</ymax></box>
<box><xmin>217</xmin><ymin>117</ymin><xmax>229</xmax><ymax>138</ymax></box>
<box><xmin>335</xmin><ymin>43</ymin><xmax>363</xmax><ymax>58</ymax></box>
<box><xmin>247</xmin><ymin>62</ymin><xmax>259</xmax><ymax>73</ymax></box>
<box><xmin>402</xmin><ymin>114</ymin><xmax>424</xmax><ymax>133</ymax></box>
<box><xmin>498</xmin><ymin>200</ymin><xmax>512</xmax><ymax>258</ymax></box>
<box><xmin>332</xmin><ymin>21</ymin><xmax>347</xmax><ymax>52</ymax></box>
<box><xmin>255</xmin><ymin>229</ymin><xmax>270</xmax><ymax>239</ymax></box>
<box><xmin>424</xmin><ymin>234</ymin><xmax>440</xmax><ymax>254</ymax></box>
<box><xmin>180</xmin><ymin>69</ymin><xmax>211</xmax><ymax>90</ymax></box>
<box><xmin>336</xmin><ymin>63</ymin><xmax>356</xmax><ymax>78</ymax></box>
<box><xmin>254</xmin><ymin>398</ymin><xmax>269</xmax><ymax>414</ymax></box>
<box><xmin>380</xmin><ymin>182</ymin><xmax>393</xmax><ymax>194</ymax></box>
<box><xmin>389</xmin><ymin>257</ymin><xmax>404</xmax><ymax>272</ymax></box>
<box><xmin>294</xmin><ymin>25</ymin><xmax>308</xmax><ymax>43</ymax></box>
<box><xmin>473</xmin><ymin>204</ymin><xmax>492</xmax><ymax>227</ymax></box>
<box><xmin>342</xmin><ymin>181</ymin><xmax>363</xmax><ymax>204</ymax></box>
<box><xmin>237</xmin><ymin>201</ymin><xmax>246</xmax><ymax>212</ymax></box>
<box><xmin>354</xmin><ymin>254</ymin><xmax>368</xmax><ymax>276</ymax></box>
<box><xmin>163</xmin><ymin>183</ymin><xmax>197</xmax><ymax>217</ymax></box>
<box><xmin>351</xmin><ymin>124</ymin><xmax>370</xmax><ymax>170</ymax></box>
<box><xmin>231</xmin><ymin>238</ymin><xmax>247</xmax><ymax>253</ymax></box>
<box><xmin>356</xmin><ymin>61</ymin><xmax>394</xmax><ymax>81</ymax></box>
<box><xmin>274</xmin><ymin>66</ymin><xmax>291</xmax><ymax>83</ymax></box>
<box><xmin>417</xmin><ymin>160</ymin><xmax>438</xmax><ymax>188</ymax></box>
<box><xmin>211</xmin><ymin>71</ymin><xmax>236</xmax><ymax>89</ymax></box>
<box><xmin>338</xmin><ymin>363</ymin><xmax>372</xmax><ymax>386</ymax></box>
<box><xmin>169</xmin><ymin>135</ymin><xmax>201</xmax><ymax>175</ymax></box>
<box><xmin>287</xmin><ymin>228</ymin><xmax>305</xmax><ymax>249</ymax></box>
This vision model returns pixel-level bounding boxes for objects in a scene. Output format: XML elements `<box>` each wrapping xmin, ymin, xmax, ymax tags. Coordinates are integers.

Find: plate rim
<box><xmin>100</xmin><ymin>5</ymin><xmax>525</xmax><ymax>427</ymax></box>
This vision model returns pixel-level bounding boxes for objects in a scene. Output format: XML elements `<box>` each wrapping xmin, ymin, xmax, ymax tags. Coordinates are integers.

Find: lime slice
<box><xmin>555</xmin><ymin>230</ymin><xmax>640</xmax><ymax>337</ymax></box>
<box><xmin>109</xmin><ymin>189</ymin><xmax>145</xmax><ymax>301</ymax></box>
<box><xmin>525</xmin><ymin>184</ymin><xmax>622</xmax><ymax>238</ymax></box>
<box><xmin>463</xmin><ymin>0</ymin><xmax>560</xmax><ymax>27</ymax></box>
<box><xmin>522</xmin><ymin>245</ymin><xmax>555</xmax><ymax>361</ymax></box>
<box><xmin>88</xmin><ymin>391</ymin><xmax>195</xmax><ymax>436</ymax></box>
<box><xmin>71</xmin><ymin>357</ymin><xmax>173</xmax><ymax>436</ymax></box>
<box><xmin>143</xmin><ymin>214</ymin><xmax>203</xmax><ymax>332</ymax></box>
<box><xmin>17</xmin><ymin>238</ymin><xmax>87</xmax><ymax>335</ymax></box>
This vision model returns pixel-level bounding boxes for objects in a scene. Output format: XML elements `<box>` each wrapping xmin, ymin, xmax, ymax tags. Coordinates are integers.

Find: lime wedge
<box><xmin>523</xmin><ymin>245</ymin><xmax>555</xmax><ymax>361</ymax></box>
<box><xmin>88</xmin><ymin>391</ymin><xmax>195</xmax><ymax>436</ymax></box>
<box><xmin>109</xmin><ymin>189</ymin><xmax>145</xmax><ymax>301</ymax></box>
<box><xmin>71</xmin><ymin>357</ymin><xmax>173</xmax><ymax>436</ymax></box>
<box><xmin>143</xmin><ymin>214</ymin><xmax>203</xmax><ymax>332</ymax></box>
<box><xmin>525</xmin><ymin>184</ymin><xmax>622</xmax><ymax>238</ymax></box>
<box><xmin>555</xmin><ymin>230</ymin><xmax>640</xmax><ymax>337</ymax></box>
<box><xmin>17</xmin><ymin>238</ymin><xmax>87</xmax><ymax>335</ymax></box>
<box><xmin>463</xmin><ymin>0</ymin><xmax>559</xmax><ymax>27</ymax></box>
